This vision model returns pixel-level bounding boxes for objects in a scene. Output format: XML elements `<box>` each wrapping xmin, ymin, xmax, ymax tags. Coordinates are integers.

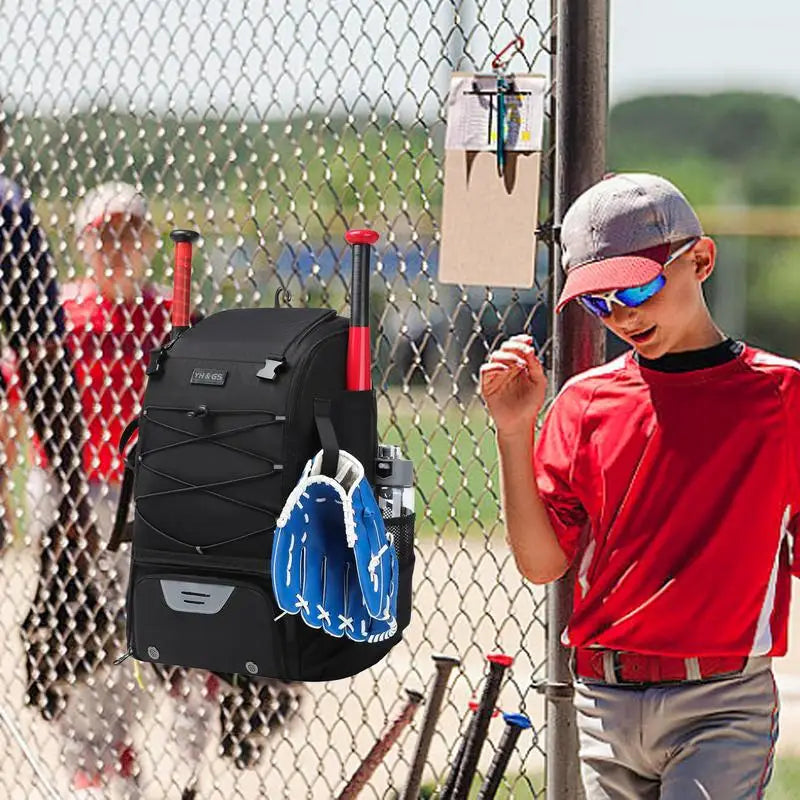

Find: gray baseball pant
<box><xmin>574</xmin><ymin>659</ymin><xmax>779</xmax><ymax>799</ymax></box>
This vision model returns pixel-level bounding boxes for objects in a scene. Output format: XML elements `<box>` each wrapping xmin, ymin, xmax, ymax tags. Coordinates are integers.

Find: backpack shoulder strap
<box><xmin>107</xmin><ymin>418</ymin><xmax>140</xmax><ymax>552</ymax></box>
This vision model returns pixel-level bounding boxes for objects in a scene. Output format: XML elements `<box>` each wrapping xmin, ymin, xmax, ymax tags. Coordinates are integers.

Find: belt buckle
<box><xmin>611</xmin><ymin>650</ymin><xmax>650</xmax><ymax>686</ymax></box>
<box><xmin>611</xmin><ymin>650</ymin><xmax>625</xmax><ymax>683</ymax></box>
<box><xmin>601</xmin><ymin>649</ymin><xmax>630</xmax><ymax>685</ymax></box>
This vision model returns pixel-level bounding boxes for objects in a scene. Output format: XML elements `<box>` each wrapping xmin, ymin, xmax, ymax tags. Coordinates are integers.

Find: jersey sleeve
<box><xmin>785</xmin><ymin>370</ymin><xmax>800</xmax><ymax>576</ymax></box>
<box><xmin>792</xmin><ymin>373</ymin><xmax>800</xmax><ymax>497</ymax></box>
<box><xmin>534</xmin><ymin>389</ymin><xmax>589</xmax><ymax>564</ymax></box>
<box><xmin>0</xmin><ymin>196</ymin><xmax>65</xmax><ymax>351</ymax></box>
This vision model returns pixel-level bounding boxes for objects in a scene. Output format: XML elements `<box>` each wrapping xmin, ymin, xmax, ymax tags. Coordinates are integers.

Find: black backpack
<box><xmin>110</xmin><ymin>303</ymin><xmax>415</xmax><ymax>681</ymax></box>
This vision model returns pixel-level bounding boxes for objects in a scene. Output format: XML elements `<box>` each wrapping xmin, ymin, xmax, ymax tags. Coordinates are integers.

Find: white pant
<box><xmin>24</xmin><ymin>468</ymin><xmax>302</xmax><ymax>789</ymax></box>
<box><xmin>24</xmin><ymin>469</ymin><xmax>218</xmax><ymax>784</ymax></box>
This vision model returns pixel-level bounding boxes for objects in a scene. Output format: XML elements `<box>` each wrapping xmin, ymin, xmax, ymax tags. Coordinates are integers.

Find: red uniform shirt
<box><xmin>535</xmin><ymin>345</ymin><xmax>800</xmax><ymax>658</ymax></box>
<box><xmin>3</xmin><ymin>283</ymin><xmax>172</xmax><ymax>484</ymax></box>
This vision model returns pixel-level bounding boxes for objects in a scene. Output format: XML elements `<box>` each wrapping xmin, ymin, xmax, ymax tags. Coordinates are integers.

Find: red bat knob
<box><xmin>345</xmin><ymin>229</ymin><xmax>380</xmax><ymax>246</ymax></box>
<box><xmin>487</xmin><ymin>654</ymin><xmax>514</xmax><ymax>668</ymax></box>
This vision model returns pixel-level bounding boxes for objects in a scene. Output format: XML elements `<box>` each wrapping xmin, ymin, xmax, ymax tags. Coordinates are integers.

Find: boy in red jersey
<box><xmin>480</xmin><ymin>173</ymin><xmax>796</xmax><ymax>799</ymax></box>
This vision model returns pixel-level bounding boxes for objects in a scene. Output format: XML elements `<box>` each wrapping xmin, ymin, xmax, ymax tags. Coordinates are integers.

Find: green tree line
<box><xmin>6</xmin><ymin>110</ymin><xmax>441</xmax><ymax>242</ymax></box>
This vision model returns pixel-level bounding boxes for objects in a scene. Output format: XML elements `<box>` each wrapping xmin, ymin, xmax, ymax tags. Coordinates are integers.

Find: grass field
<box><xmin>377</xmin><ymin>389</ymin><xmax>505</xmax><ymax>541</ymax></box>
<box><xmin>768</xmin><ymin>757</ymin><xmax>800</xmax><ymax>799</ymax></box>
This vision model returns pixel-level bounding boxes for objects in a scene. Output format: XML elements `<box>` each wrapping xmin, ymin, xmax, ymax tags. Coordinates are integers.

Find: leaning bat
<box><xmin>336</xmin><ymin>688</ymin><xmax>424</xmax><ymax>800</ymax></box>
<box><xmin>439</xmin><ymin>698</ymin><xmax>502</xmax><ymax>800</ymax></box>
<box><xmin>451</xmin><ymin>653</ymin><xmax>514</xmax><ymax>800</ymax></box>
<box><xmin>476</xmin><ymin>712</ymin><xmax>533</xmax><ymax>800</ymax></box>
<box><xmin>402</xmin><ymin>653</ymin><xmax>461</xmax><ymax>800</ymax></box>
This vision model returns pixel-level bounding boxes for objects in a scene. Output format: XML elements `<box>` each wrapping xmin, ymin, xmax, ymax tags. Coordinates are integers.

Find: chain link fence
<box><xmin>0</xmin><ymin>1</ymin><xmax>560</xmax><ymax>797</ymax></box>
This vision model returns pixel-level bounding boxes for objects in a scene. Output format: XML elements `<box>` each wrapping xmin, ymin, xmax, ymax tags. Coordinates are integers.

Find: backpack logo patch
<box><xmin>190</xmin><ymin>367</ymin><xmax>228</xmax><ymax>386</ymax></box>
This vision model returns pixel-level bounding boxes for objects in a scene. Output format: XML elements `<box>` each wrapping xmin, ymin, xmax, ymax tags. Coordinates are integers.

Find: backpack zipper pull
<box><xmin>114</xmin><ymin>648</ymin><xmax>133</xmax><ymax>666</ymax></box>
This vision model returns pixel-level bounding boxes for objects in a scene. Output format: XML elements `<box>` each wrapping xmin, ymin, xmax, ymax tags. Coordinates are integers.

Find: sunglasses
<box><xmin>577</xmin><ymin>237</ymin><xmax>699</xmax><ymax>318</ymax></box>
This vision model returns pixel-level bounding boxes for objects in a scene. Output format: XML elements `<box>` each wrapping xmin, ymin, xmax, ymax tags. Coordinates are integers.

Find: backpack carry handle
<box><xmin>169</xmin><ymin>229</ymin><xmax>200</xmax><ymax>334</ymax></box>
<box><xmin>345</xmin><ymin>228</ymin><xmax>379</xmax><ymax>391</ymax></box>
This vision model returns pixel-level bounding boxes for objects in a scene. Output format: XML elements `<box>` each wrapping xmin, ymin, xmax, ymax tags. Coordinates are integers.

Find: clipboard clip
<box><xmin>491</xmin><ymin>35</ymin><xmax>525</xmax><ymax>72</ymax></box>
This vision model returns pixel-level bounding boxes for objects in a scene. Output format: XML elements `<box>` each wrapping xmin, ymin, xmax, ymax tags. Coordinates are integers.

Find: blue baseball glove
<box><xmin>271</xmin><ymin>449</ymin><xmax>398</xmax><ymax>643</ymax></box>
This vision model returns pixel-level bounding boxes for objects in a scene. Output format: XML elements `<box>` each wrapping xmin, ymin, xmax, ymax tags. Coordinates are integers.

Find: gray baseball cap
<box><xmin>555</xmin><ymin>173</ymin><xmax>703</xmax><ymax>312</ymax></box>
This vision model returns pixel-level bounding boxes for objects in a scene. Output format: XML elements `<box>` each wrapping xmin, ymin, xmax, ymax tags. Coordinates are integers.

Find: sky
<box><xmin>0</xmin><ymin>1</ymin><xmax>798</xmax><ymax>118</ymax></box>
<box><xmin>610</xmin><ymin>0</ymin><xmax>800</xmax><ymax>103</ymax></box>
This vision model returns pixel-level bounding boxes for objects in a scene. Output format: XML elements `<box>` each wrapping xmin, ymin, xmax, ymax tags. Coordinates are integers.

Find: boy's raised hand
<box><xmin>479</xmin><ymin>334</ymin><xmax>547</xmax><ymax>435</ymax></box>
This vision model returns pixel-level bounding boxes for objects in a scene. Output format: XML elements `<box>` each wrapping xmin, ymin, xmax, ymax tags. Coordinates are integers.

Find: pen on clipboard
<box><xmin>491</xmin><ymin>36</ymin><xmax>524</xmax><ymax>177</ymax></box>
<box><xmin>496</xmin><ymin>74</ymin><xmax>507</xmax><ymax>176</ymax></box>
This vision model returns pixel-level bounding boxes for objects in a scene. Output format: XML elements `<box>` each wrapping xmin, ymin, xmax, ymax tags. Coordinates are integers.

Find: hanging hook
<box><xmin>491</xmin><ymin>35</ymin><xmax>525</xmax><ymax>72</ymax></box>
<box><xmin>274</xmin><ymin>287</ymin><xmax>292</xmax><ymax>308</ymax></box>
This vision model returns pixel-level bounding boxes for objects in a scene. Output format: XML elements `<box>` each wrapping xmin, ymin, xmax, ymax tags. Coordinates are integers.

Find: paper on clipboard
<box><xmin>444</xmin><ymin>73</ymin><xmax>546</xmax><ymax>152</ymax></box>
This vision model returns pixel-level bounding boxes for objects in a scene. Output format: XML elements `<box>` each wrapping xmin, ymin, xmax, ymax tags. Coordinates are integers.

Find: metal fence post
<box><xmin>546</xmin><ymin>2</ymin><xmax>609</xmax><ymax>799</ymax></box>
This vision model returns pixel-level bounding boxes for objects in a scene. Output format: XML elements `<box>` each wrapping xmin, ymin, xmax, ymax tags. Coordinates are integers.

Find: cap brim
<box><xmin>555</xmin><ymin>255</ymin><xmax>664</xmax><ymax>313</ymax></box>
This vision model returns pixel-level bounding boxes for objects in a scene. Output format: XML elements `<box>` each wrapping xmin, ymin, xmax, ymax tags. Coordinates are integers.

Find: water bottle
<box><xmin>374</xmin><ymin>444</ymin><xmax>414</xmax><ymax>518</ymax></box>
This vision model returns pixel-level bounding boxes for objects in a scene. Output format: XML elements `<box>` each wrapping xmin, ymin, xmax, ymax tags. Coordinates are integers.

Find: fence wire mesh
<box><xmin>0</xmin><ymin>1</ymin><xmax>556</xmax><ymax>797</ymax></box>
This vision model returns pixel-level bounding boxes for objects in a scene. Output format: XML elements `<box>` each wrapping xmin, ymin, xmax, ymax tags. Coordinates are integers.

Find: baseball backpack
<box><xmin>109</xmin><ymin>231</ymin><xmax>415</xmax><ymax>681</ymax></box>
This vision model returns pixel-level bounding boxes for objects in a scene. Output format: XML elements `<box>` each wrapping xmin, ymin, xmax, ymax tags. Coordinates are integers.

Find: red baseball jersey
<box><xmin>535</xmin><ymin>345</ymin><xmax>800</xmax><ymax>658</ymax></box>
<box><xmin>2</xmin><ymin>283</ymin><xmax>172</xmax><ymax>484</ymax></box>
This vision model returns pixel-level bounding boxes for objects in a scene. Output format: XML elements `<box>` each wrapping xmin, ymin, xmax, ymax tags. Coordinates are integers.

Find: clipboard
<box><xmin>439</xmin><ymin>72</ymin><xmax>546</xmax><ymax>288</ymax></box>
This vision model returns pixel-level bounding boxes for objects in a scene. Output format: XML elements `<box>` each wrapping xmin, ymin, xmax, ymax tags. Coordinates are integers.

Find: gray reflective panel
<box><xmin>160</xmin><ymin>580</ymin><xmax>235</xmax><ymax>614</ymax></box>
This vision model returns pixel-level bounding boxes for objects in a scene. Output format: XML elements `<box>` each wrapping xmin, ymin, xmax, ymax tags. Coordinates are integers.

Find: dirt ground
<box><xmin>1</xmin><ymin>537</ymin><xmax>800</xmax><ymax>799</ymax></box>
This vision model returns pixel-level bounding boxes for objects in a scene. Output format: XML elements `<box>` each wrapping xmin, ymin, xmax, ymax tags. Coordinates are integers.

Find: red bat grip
<box><xmin>346</xmin><ymin>327</ymin><xmax>372</xmax><ymax>391</ymax></box>
<box><xmin>169</xmin><ymin>229</ymin><xmax>200</xmax><ymax>329</ymax></box>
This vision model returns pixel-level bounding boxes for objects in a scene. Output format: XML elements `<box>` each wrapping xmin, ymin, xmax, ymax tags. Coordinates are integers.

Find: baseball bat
<box><xmin>169</xmin><ymin>229</ymin><xmax>200</xmax><ymax>336</ymax></box>
<box><xmin>450</xmin><ymin>653</ymin><xmax>514</xmax><ymax>800</ymax></box>
<box><xmin>401</xmin><ymin>654</ymin><xmax>461</xmax><ymax>800</ymax></box>
<box><xmin>475</xmin><ymin>713</ymin><xmax>532</xmax><ymax>800</ymax></box>
<box><xmin>336</xmin><ymin>688</ymin><xmax>424</xmax><ymax>800</ymax></box>
<box><xmin>439</xmin><ymin>699</ymin><xmax>502</xmax><ymax>800</ymax></box>
<box><xmin>344</xmin><ymin>228</ymin><xmax>379</xmax><ymax>391</ymax></box>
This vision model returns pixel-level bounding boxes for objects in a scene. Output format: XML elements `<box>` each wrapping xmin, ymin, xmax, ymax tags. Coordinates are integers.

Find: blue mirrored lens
<box><xmin>616</xmin><ymin>274</ymin><xmax>666</xmax><ymax>307</ymax></box>
<box><xmin>578</xmin><ymin>295</ymin><xmax>611</xmax><ymax>317</ymax></box>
